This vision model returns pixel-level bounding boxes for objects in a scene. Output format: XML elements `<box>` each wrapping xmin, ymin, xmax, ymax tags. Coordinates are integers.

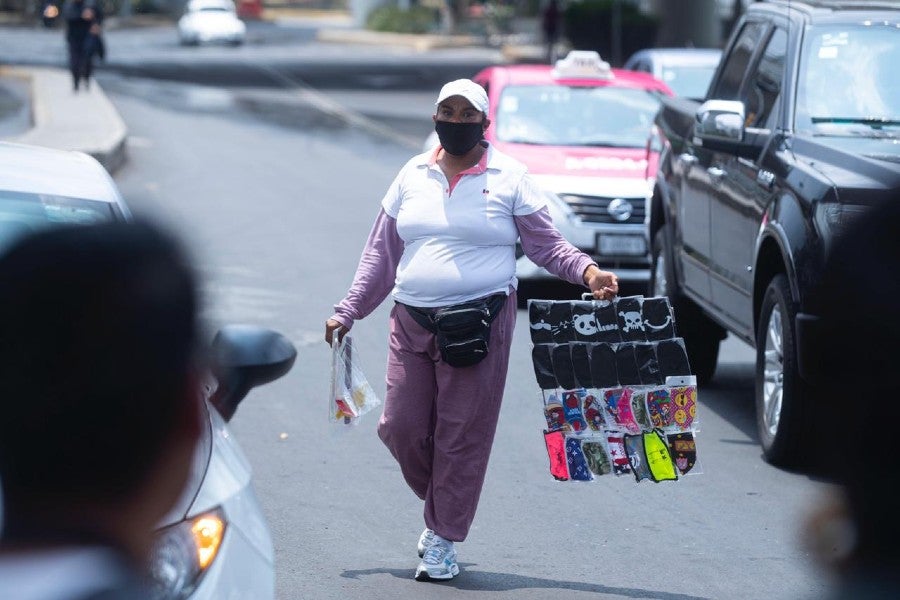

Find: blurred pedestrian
<box><xmin>541</xmin><ymin>0</ymin><xmax>561</xmax><ymax>63</ymax></box>
<box><xmin>63</xmin><ymin>0</ymin><xmax>104</xmax><ymax>91</ymax></box>
<box><xmin>0</xmin><ymin>221</ymin><xmax>203</xmax><ymax>599</ymax></box>
<box><xmin>324</xmin><ymin>78</ymin><xmax>619</xmax><ymax>582</ymax></box>
<box><xmin>41</xmin><ymin>0</ymin><xmax>60</xmax><ymax>28</ymax></box>
<box><xmin>802</xmin><ymin>190</ymin><xmax>900</xmax><ymax>598</ymax></box>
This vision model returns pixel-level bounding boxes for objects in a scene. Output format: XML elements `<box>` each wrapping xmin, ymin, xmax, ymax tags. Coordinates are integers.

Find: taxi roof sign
<box><xmin>552</xmin><ymin>50</ymin><xmax>614</xmax><ymax>80</ymax></box>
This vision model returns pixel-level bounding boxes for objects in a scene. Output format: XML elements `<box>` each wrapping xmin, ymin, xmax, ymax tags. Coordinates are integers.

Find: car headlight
<box><xmin>146</xmin><ymin>508</ymin><xmax>226</xmax><ymax>599</ymax></box>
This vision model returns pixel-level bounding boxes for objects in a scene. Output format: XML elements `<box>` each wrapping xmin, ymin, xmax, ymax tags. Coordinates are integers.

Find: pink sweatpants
<box><xmin>377</xmin><ymin>290</ymin><xmax>517</xmax><ymax>542</ymax></box>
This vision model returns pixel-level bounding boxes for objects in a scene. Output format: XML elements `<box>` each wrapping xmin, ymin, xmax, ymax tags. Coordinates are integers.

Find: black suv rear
<box><xmin>649</xmin><ymin>0</ymin><xmax>900</xmax><ymax>468</ymax></box>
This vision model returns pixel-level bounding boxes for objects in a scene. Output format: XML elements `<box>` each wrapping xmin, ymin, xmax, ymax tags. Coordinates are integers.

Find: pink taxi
<box><xmin>476</xmin><ymin>51</ymin><xmax>673</xmax><ymax>290</ymax></box>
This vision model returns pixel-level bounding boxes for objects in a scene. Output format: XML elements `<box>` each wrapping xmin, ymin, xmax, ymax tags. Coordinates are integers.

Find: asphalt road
<box><xmin>103</xmin><ymin>67</ymin><xmax>831</xmax><ymax>599</ymax></box>
<box><xmin>1</xmin><ymin>18</ymin><xmax>835</xmax><ymax>599</ymax></box>
<box><xmin>0</xmin><ymin>75</ymin><xmax>29</xmax><ymax>137</ymax></box>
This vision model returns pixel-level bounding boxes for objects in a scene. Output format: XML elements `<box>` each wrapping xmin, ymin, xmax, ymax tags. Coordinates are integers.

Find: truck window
<box><xmin>744</xmin><ymin>27</ymin><xmax>787</xmax><ymax>128</ymax></box>
<box><xmin>796</xmin><ymin>24</ymin><xmax>900</xmax><ymax>134</ymax></box>
<box><xmin>712</xmin><ymin>21</ymin><xmax>767</xmax><ymax>100</ymax></box>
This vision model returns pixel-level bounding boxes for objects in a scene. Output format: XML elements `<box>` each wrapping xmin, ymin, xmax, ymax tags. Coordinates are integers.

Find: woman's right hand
<box><xmin>325</xmin><ymin>318</ymin><xmax>347</xmax><ymax>346</ymax></box>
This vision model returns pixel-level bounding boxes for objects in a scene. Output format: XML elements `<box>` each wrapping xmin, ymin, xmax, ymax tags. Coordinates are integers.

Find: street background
<box><xmin>0</xmin><ymin>5</ymin><xmax>834</xmax><ymax>599</ymax></box>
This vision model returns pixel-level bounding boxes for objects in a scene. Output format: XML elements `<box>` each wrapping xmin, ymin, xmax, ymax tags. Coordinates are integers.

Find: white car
<box><xmin>0</xmin><ymin>141</ymin><xmax>293</xmax><ymax>599</ymax></box>
<box><xmin>178</xmin><ymin>0</ymin><xmax>246</xmax><ymax>47</ymax></box>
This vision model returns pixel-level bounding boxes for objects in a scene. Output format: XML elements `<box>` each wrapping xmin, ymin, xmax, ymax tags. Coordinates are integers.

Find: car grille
<box><xmin>558</xmin><ymin>194</ymin><xmax>647</xmax><ymax>224</ymax></box>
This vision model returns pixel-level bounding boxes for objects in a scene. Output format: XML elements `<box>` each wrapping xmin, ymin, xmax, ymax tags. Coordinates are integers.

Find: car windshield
<box><xmin>0</xmin><ymin>191</ymin><xmax>121</xmax><ymax>254</ymax></box>
<box><xmin>660</xmin><ymin>65</ymin><xmax>716</xmax><ymax>99</ymax></box>
<box><xmin>796</xmin><ymin>23</ymin><xmax>900</xmax><ymax>137</ymax></box>
<box><xmin>494</xmin><ymin>84</ymin><xmax>664</xmax><ymax>148</ymax></box>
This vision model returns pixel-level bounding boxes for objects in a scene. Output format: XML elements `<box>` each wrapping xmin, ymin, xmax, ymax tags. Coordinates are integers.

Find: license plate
<box><xmin>596</xmin><ymin>233</ymin><xmax>647</xmax><ymax>256</ymax></box>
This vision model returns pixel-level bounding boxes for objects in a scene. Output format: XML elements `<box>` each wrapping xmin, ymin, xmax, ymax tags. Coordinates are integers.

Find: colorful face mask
<box><xmin>603</xmin><ymin>387</ymin><xmax>640</xmax><ymax>433</ymax></box>
<box><xmin>667</xmin><ymin>431</ymin><xmax>697</xmax><ymax>475</ymax></box>
<box><xmin>605</xmin><ymin>432</ymin><xmax>631</xmax><ymax>476</ymax></box>
<box><xmin>566</xmin><ymin>436</ymin><xmax>592</xmax><ymax>481</ymax></box>
<box><xmin>562</xmin><ymin>390</ymin><xmax>587</xmax><ymax>433</ymax></box>
<box><xmin>624</xmin><ymin>433</ymin><xmax>652</xmax><ymax>482</ymax></box>
<box><xmin>582</xmin><ymin>440</ymin><xmax>612</xmax><ymax>476</ymax></box>
<box><xmin>583</xmin><ymin>393</ymin><xmax>606</xmax><ymax>431</ymax></box>
<box><xmin>434</xmin><ymin>120</ymin><xmax>484</xmax><ymax>156</ymax></box>
<box><xmin>670</xmin><ymin>385</ymin><xmax>697</xmax><ymax>430</ymax></box>
<box><xmin>630</xmin><ymin>389</ymin><xmax>651</xmax><ymax>429</ymax></box>
<box><xmin>643</xmin><ymin>429</ymin><xmax>678</xmax><ymax>482</ymax></box>
<box><xmin>543</xmin><ymin>430</ymin><xmax>568</xmax><ymax>481</ymax></box>
<box><xmin>544</xmin><ymin>401</ymin><xmax>565</xmax><ymax>432</ymax></box>
<box><xmin>647</xmin><ymin>388</ymin><xmax>674</xmax><ymax>428</ymax></box>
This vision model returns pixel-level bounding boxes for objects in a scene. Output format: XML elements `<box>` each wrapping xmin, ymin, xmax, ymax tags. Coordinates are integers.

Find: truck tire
<box><xmin>755</xmin><ymin>273</ymin><xmax>810</xmax><ymax>468</ymax></box>
<box><xmin>650</xmin><ymin>227</ymin><xmax>722</xmax><ymax>384</ymax></box>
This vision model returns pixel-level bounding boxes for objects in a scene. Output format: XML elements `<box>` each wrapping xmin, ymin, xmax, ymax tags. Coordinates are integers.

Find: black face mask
<box><xmin>434</xmin><ymin>120</ymin><xmax>484</xmax><ymax>156</ymax></box>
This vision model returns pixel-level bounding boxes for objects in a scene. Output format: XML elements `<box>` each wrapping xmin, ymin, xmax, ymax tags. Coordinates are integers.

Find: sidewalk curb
<box><xmin>0</xmin><ymin>65</ymin><xmax>128</xmax><ymax>174</ymax></box>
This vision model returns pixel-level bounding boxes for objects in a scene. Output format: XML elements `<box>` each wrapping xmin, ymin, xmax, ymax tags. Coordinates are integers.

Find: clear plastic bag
<box><xmin>329</xmin><ymin>333</ymin><xmax>381</xmax><ymax>426</ymax></box>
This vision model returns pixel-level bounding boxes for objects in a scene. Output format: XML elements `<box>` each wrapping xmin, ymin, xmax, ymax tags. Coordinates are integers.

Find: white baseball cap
<box><xmin>435</xmin><ymin>79</ymin><xmax>489</xmax><ymax>114</ymax></box>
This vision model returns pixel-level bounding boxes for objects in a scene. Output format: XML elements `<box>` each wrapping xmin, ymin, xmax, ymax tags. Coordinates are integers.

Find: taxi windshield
<box><xmin>494</xmin><ymin>84</ymin><xmax>664</xmax><ymax>148</ymax></box>
<box><xmin>0</xmin><ymin>191</ymin><xmax>120</xmax><ymax>254</ymax></box>
<box><xmin>797</xmin><ymin>23</ymin><xmax>900</xmax><ymax>137</ymax></box>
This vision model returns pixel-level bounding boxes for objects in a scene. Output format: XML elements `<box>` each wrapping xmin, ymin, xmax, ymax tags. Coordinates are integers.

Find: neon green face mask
<box><xmin>644</xmin><ymin>430</ymin><xmax>678</xmax><ymax>482</ymax></box>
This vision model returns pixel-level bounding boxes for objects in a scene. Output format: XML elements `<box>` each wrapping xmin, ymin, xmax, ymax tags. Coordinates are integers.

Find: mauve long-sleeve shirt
<box><xmin>331</xmin><ymin>206</ymin><xmax>594</xmax><ymax>330</ymax></box>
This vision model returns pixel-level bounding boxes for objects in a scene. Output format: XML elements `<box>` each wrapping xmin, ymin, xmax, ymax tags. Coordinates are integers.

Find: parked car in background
<box><xmin>0</xmin><ymin>140</ymin><xmax>295</xmax><ymax>599</ymax></box>
<box><xmin>426</xmin><ymin>51</ymin><xmax>674</xmax><ymax>294</ymax></box>
<box><xmin>649</xmin><ymin>0</ymin><xmax>900</xmax><ymax>469</ymax></box>
<box><xmin>178</xmin><ymin>0</ymin><xmax>246</xmax><ymax>46</ymax></box>
<box><xmin>0</xmin><ymin>141</ymin><xmax>131</xmax><ymax>253</ymax></box>
<box><xmin>623</xmin><ymin>47</ymin><xmax>722</xmax><ymax>100</ymax></box>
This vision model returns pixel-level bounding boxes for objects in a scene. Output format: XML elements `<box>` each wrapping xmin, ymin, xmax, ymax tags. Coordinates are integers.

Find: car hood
<box><xmin>791</xmin><ymin>134</ymin><xmax>900</xmax><ymax>202</ymax></box>
<box><xmin>490</xmin><ymin>141</ymin><xmax>651</xmax><ymax>179</ymax></box>
<box><xmin>156</xmin><ymin>397</ymin><xmax>253</xmax><ymax>527</ymax></box>
<box><xmin>156</xmin><ymin>400</ymin><xmax>215</xmax><ymax>526</ymax></box>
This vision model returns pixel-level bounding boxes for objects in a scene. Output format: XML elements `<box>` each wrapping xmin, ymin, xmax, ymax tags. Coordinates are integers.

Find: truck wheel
<box><xmin>755</xmin><ymin>273</ymin><xmax>810</xmax><ymax>468</ymax></box>
<box><xmin>650</xmin><ymin>227</ymin><xmax>722</xmax><ymax>384</ymax></box>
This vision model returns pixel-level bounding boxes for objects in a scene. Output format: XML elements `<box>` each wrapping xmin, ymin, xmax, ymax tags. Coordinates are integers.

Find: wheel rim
<box><xmin>653</xmin><ymin>251</ymin><xmax>667</xmax><ymax>297</ymax></box>
<box><xmin>762</xmin><ymin>304</ymin><xmax>784</xmax><ymax>437</ymax></box>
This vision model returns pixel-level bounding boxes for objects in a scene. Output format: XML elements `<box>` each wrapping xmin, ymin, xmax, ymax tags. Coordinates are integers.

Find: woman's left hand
<box><xmin>584</xmin><ymin>265</ymin><xmax>619</xmax><ymax>300</ymax></box>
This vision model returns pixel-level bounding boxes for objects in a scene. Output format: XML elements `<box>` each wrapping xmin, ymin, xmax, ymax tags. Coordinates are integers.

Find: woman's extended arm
<box><xmin>515</xmin><ymin>207</ymin><xmax>618</xmax><ymax>299</ymax></box>
<box><xmin>326</xmin><ymin>209</ymin><xmax>403</xmax><ymax>343</ymax></box>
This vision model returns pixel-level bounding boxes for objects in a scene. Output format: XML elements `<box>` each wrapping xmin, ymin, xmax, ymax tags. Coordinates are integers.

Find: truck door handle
<box><xmin>678</xmin><ymin>153</ymin><xmax>697</xmax><ymax>165</ymax></box>
<box><xmin>707</xmin><ymin>166</ymin><xmax>726</xmax><ymax>179</ymax></box>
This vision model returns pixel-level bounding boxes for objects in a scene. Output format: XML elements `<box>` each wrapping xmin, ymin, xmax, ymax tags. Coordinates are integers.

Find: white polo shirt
<box><xmin>382</xmin><ymin>143</ymin><xmax>546</xmax><ymax>307</ymax></box>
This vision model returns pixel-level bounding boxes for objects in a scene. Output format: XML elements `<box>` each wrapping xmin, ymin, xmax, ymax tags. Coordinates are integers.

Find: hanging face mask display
<box><xmin>527</xmin><ymin>296</ymin><xmax>703</xmax><ymax>485</ymax></box>
<box><xmin>434</xmin><ymin>120</ymin><xmax>484</xmax><ymax>156</ymax></box>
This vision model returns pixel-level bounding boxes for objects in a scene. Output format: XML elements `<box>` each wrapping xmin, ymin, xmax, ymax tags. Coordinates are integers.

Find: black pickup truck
<box><xmin>649</xmin><ymin>0</ymin><xmax>900</xmax><ymax>468</ymax></box>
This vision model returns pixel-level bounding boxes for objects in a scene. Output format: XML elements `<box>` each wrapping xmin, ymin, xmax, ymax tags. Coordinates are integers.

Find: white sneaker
<box><xmin>415</xmin><ymin>536</ymin><xmax>459</xmax><ymax>581</ymax></box>
<box><xmin>417</xmin><ymin>528</ymin><xmax>435</xmax><ymax>558</ymax></box>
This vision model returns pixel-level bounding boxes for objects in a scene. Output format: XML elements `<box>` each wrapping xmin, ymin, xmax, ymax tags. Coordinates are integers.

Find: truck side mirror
<box><xmin>695</xmin><ymin>99</ymin><xmax>745</xmax><ymax>142</ymax></box>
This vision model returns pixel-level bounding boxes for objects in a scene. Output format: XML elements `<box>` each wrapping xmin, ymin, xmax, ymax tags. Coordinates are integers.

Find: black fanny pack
<box><xmin>403</xmin><ymin>294</ymin><xmax>507</xmax><ymax>368</ymax></box>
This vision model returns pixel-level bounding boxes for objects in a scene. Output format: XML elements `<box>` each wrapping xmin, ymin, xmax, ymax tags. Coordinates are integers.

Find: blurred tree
<box><xmin>563</xmin><ymin>0</ymin><xmax>657</xmax><ymax>65</ymax></box>
<box><xmin>653</xmin><ymin>0</ymin><xmax>720</xmax><ymax>48</ymax></box>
